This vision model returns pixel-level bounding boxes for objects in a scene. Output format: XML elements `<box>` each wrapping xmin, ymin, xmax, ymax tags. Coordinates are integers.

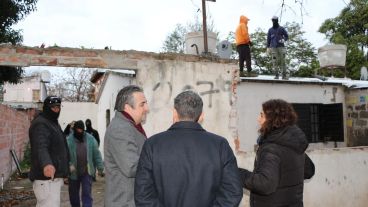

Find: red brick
<box><xmin>0</xmin><ymin>142</ymin><xmax>8</xmax><ymax>150</ymax></box>
<box><xmin>0</xmin><ymin>47</ymin><xmax>15</xmax><ymax>54</ymax></box>
<box><xmin>31</xmin><ymin>57</ymin><xmax>58</xmax><ymax>66</ymax></box>
<box><xmin>16</xmin><ymin>47</ymin><xmax>43</xmax><ymax>55</ymax></box>
<box><xmin>85</xmin><ymin>58</ymin><xmax>107</xmax><ymax>68</ymax></box>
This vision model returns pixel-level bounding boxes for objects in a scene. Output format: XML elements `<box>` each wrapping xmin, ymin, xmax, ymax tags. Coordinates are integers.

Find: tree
<box><xmin>318</xmin><ymin>0</ymin><xmax>368</xmax><ymax>79</ymax></box>
<box><xmin>0</xmin><ymin>0</ymin><xmax>38</xmax><ymax>84</ymax></box>
<box><xmin>162</xmin><ymin>24</ymin><xmax>187</xmax><ymax>53</ymax></box>
<box><xmin>47</xmin><ymin>68</ymin><xmax>94</xmax><ymax>102</ymax></box>
<box><xmin>162</xmin><ymin>13</ymin><xmax>218</xmax><ymax>53</ymax></box>
<box><xmin>227</xmin><ymin>22</ymin><xmax>318</xmax><ymax>76</ymax></box>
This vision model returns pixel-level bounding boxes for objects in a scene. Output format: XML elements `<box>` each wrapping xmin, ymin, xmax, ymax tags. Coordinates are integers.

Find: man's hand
<box><xmin>266</xmin><ymin>47</ymin><xmax>271</xmax><ymax>55</ymax></box>
<box><xmin>43</xmin><ymin>164</ymin><xmax>55</xmax><ymax>180</ymax></box>
<box><xmin>69</xmin><ymin>165</ymin><xmax>76</xmax><ymax>173</ymax></box>
<box><xmin>98</xmin><ymin>170</ymin><xmax>105</xmax><ymax>177</ymax></box>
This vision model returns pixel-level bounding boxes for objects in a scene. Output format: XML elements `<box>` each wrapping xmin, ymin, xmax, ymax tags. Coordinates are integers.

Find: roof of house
<box><xmin>241</xmin><ymin>75</ymin><xmax>368</xmax><ymax>89</ymax></box>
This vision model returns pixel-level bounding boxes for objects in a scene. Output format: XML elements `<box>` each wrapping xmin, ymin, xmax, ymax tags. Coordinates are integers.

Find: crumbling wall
<box><xmin>346</xmin><ymin>89</ymin><xmax>368</xmax><ymax>146</ymax></box>
<box><xmin>0</xmin><ymin>105</ymin><xmax>34</xmax><ymax>181</ymax></box>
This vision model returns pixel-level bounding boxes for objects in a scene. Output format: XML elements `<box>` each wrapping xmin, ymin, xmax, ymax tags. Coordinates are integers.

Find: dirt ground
<box><xmin>0</xmin><ymin>175</ymin><xmax>105</xmax><ymax>207</ymax></box>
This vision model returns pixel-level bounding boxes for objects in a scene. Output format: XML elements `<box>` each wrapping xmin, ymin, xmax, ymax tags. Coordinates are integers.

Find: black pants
<box><xmin>236</xmin><ymin>44</ymin><xmax>252</xmax><ymax>72</ymax></box>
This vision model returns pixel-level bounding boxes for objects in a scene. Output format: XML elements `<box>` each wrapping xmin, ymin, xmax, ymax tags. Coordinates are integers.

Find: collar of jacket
<box><xmin>168</xmin><ymin>121</ymin><xmax>205</xmax><ymax>131</ymax></box>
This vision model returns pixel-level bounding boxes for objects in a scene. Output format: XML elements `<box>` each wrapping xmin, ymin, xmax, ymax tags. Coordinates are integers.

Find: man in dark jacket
<box><xmin>29</xmin><ymin>96</ymin><xmax>69</xmax><ymax>207</ymax></box>
<box><xmin>85</xmin><ymin>119</ymin><xmax>100</xmax><ymax>146</ymax></box>
<box><xmin>267</xmin><ymin>16</ymin><xmax>289</xmax><ymax>80</ymax></box>
<box><xmin>135</xmin><ymin>91</ymin><xmax>243</xmax><ymax>207</ymax></box>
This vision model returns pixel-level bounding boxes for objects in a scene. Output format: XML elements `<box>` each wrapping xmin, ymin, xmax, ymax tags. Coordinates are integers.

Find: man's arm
<box><xmin>213</xmin><ymin>140</ymin><xmax>243</xmax><ymax>207</ymax></box>
<box><xmin>31</xmin><ymin>123</ymin><xmax>53</xmax><ymax>169</ymax></box>
<box><xmin>108</xmin><ymin>127</ymin><xmax>141</xmax><ymax>177</ymax></box>
<box><xmin>134</xmin><ymin>142</ymin><xmax>162</xmax><ymax>207</ymax></box>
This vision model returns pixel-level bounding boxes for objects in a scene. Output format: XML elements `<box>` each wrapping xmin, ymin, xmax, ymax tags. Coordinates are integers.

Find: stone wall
<box><xmin>346</xmin><ymin>89</ymin><xmax>368</xmax><ymax>146</ymax></box>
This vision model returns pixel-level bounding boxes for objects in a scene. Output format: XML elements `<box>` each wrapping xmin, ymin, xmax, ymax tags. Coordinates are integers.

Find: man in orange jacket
<box><xmin>235</xmin><ymin>15</ymin><xmax>256</xmax><ymax>77</ymax></box>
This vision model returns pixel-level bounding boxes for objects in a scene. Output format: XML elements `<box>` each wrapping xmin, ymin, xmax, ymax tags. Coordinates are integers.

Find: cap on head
<box><xmin>271</xmin><ymin>16</ymin><xmax>278</xmax><ymax>20</ymax></box>
<box><xmin>44</xmin><ymin>96</ymin><xmax>61</xmax><ymax>107</ymax></box>
<box><xmin>74</xmin><ymin>120</ymin><xmax>85</xmax><ymax>130</ymax></box>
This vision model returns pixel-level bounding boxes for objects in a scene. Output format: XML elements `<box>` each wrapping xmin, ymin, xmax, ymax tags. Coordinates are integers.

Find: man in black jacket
<box><xmin>135</xmin><ymin>91</ymin><xmax>243</xmax><ymax>207</ymax></box>
<box><xmin>29</xmin><ymin>96</ymin><xmax>69</xmax><ymax>207</ymax></box>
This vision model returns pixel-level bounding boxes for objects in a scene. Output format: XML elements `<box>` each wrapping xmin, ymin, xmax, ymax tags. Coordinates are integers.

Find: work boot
<box><xmin>239</xmin><ymin>71</ymin><xmax>246</xmax><ymax>77</ymax></box>
<box><xmin>246</xmin><ymin>71</ymin><xmax>258</xmax><ymax>77</ymax></box>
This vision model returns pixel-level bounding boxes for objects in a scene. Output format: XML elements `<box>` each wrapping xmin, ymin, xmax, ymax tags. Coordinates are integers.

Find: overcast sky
<box><xmin>14</xmin><ymin>0</ymin><xmax>349</xmax><ymax>53</ymax></box>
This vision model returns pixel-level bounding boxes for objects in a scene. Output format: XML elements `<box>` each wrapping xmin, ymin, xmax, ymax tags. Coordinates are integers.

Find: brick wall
<box><xmin>0</xmin><ymin>104</ymin><xmax>35</xmax><ymax>181</ymax></box>
<box><xmin>346</xmin><ymin>89</ymin><xmax>368</xmax><ymax>146</ymax></box>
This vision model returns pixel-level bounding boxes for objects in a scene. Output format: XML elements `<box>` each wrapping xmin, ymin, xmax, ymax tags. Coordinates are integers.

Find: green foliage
<box><xmin>20</xmin><ymin>143</ymin><xmax>31</xmax><ymax>170</ymax></box>
<box><xmin>161</xmin><ymin>13</ymin><xmax>219</xmax><ymax>53</ymax></box>
<box><xmin>0</xmin><ymin>0</ymin><xmax>38</xmax><ymax>84</ymax></box>
<box><xmin>0</xmin><ymin>66</ymin><xmax>24</xmax><ymax>84</ymax></box>
<box><xmin>318</xmin><ymin>0</ymin><xmax>368</xmax><ymax>79</ymax></box>
<box><xmin>228</xmin><ymin>22</ymin><xmax>318</xmax><ymax>76</ymax></box>
<box><xmin>162</xmin><ymin>24</ymin><xmax>187</xmax><ymax>53</ymax></box>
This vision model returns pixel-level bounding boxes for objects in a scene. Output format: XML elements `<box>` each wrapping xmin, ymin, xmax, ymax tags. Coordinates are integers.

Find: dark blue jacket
<box><xmin>135</xmin><ymin>121</ymin><xmax>243</xmax><ymax>207</ymax></box>
<box><xmin>267</xmin><ymin>26</ymin><xmax>288</xmax><ymax>48</ymax></box>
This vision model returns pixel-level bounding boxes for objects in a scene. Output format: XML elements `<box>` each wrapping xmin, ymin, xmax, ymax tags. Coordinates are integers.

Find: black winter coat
<box><xmin>29</xmin><ymin>114</ymin><xmax>69</xmax><ymax>181</ymax></box>
<box><xmin>134</xmin><ymin>121</ymin><xmax>243</xmax><ymax>207</ymax></box>
<box><xmin>240</xmin><ymin>125</ymin><xmax>309</xmax><ymax>207</ymax></box>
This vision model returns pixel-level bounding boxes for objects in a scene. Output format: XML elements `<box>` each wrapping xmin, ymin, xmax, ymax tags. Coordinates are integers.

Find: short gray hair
<box><xmin>174</xmin><ymin>91</ymin><xmax>203</xmax><ymax>121</ymax></box>
<box><xmin>114</xmin><ymin>85</ymin><xmax>143</xmax><ymax>111</ymax></box>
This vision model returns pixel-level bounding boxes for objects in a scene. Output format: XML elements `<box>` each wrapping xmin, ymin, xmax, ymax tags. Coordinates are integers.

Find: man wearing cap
<box><xmin>235</xmin><ymin>15</ymin><xmax>256</xmax><ymax>77</ymax></box>
<box><xmin>135</xmin><ymin>91</ymin><xmax>242</xmax><ymax>207</ymax></box>
<box><xmin>104</xmin><ymin>85</ymin><xmax>149</xmax><ymax>207</ymax></box>
<box><xmin>66</xmin><ymin>120</ymin><xmax>104</xmax><ymax>207</ymax></box>
<box><xmin>29</xmin><ymin>96</ymin><xmax>69</xmax><ymax>207</ymax></box>
<box><xmin>267</xmin><ymin>16</ymin><xmax>289</xmax><ymax>80</ymax></box>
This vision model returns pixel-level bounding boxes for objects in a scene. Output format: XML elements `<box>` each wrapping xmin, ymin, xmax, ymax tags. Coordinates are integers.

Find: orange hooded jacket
<box><xmin>235</xmin><ymin>15</ymin><xmax>250</xmax><ymax>46</ymax></box>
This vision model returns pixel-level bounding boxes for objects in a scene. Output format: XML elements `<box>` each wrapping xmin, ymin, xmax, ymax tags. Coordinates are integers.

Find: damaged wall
<box><xmin>346</xmin><ymin>89</ymin><xmax>368</xmax><ymax>146</ymax></box>
<box><xmin>0</xmin><ymin>45</ymin><xmax>238</xmax><ymax>149</ymax></box>
<box><xmin>0</xmin><ymin>105</ymin><xmax>34</xmax><ymax>181</ymax></box>
<box><xmin>237</xmin><ymin>147</ymin><xmax>368</xmax><ymax>207</ymax></box>
<box><xmin>237</xmin><ymin>80</ymin><xmax>347</xmax><ymax>152</ymax></box>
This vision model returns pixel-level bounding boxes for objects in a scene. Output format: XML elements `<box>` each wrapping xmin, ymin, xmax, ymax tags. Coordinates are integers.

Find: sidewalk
<box><xmin>1</xmin><ymin>175</ymin><xmax>105</xmax><ymax>207</ymax></box>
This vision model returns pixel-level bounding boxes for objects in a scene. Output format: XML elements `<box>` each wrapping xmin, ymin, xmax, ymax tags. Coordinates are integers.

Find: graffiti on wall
<box><xmin>150</xmin><ymin>79</ymin><xmax>232</xmax><ymax>112</ymax></box>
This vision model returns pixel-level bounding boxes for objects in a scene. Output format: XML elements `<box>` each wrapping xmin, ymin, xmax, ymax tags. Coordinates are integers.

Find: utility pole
<box><xmin>202</xmin><ymin>0</ymin><xmax>215</xmax><ymax>54</ymax></box>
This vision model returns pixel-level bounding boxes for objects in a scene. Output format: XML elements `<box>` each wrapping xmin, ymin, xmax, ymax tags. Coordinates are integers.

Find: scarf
<box><xmin>122</xmin><ymin>111</ymin><xmax>147</xmax><ymax>138</ymax></box>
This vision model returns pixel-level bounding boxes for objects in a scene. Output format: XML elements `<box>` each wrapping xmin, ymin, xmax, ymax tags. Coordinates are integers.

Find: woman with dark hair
<box><xmin>239</xmin><ymin>99</ymin><xmax>313</xmax><ymax>207</ymax></box>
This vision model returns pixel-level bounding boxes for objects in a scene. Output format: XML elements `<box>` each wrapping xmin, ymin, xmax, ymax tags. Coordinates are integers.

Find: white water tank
<box><xmin>185</xmin><ymin>31</ymin><xmax>217</xmax><ymax>55</ymax></box>
<box><xmin>318</xmin><ymin>44</ymin><xmax>347</xmax><ymax>68</ymax></box>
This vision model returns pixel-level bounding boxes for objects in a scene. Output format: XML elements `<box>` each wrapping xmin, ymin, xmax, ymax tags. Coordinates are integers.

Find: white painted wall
<box><xmin>237</xmin><ymin>147</ymin><xmax>368</xmax><ymax>207</ymax></box>
<box><xmin>136</xmin><ymin>60</ymin><xmax>235</xmax><ymax>142</ymax></box>
<box><xmin>237</xmin><ymin>81</ymin><xmax>347</xmax><ymax>152</ymax></box>
<box><xmin>96</xmin><ymin>72</ymin><xmax>133</xmax><ymax>152</ymax></box>
<box><xmin>4</xmin><ymin>76</ymin><xmax>44</xmax><ymax>102</ymax></box>
<box><xmin>58</xmin><ymin>102</ymin><xmax>98</xmax><ymax>133</ymax></box>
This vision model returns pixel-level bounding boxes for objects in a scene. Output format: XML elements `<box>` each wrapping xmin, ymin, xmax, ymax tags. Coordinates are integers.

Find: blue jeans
<box><xmin>68</xmin><ymin>174</ymin><xmax>93</xmax><ymax>207</ymax></box>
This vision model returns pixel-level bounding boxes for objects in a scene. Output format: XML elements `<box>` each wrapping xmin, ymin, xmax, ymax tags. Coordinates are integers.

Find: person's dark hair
<box><xmin>259</xmin><ymin>99</ymin><xmax>297</xmax><ymax>136</ymax></box>
<box><xmin>114</xmin><ymin>85</ymin><xmax>143</xmax><ymax>111</ymax></box>
<box><xmin>174</xmin><ymin>91</ymin><xmax>203</xmax><ymax>121</ymax></box>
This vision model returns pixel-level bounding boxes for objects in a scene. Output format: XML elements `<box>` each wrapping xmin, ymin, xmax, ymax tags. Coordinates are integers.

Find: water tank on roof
<box><xmin>41</xmin><ymin>70</ymin><xmax>51</xmax><ymax>83</ymax></box>
<box><xmin>217</xmin><ymin>40</ymin><xmax>232</xmax><ymax>59</ymax></box>
<box><xmin>185</xmin><ymin>31</ymin><xmax>217</xmax><ymax>55</ymax></box>
<box><xmin>318</xmin><ymin>44</ymin><xmax>347</xmax><ymax>68</ymax></box>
